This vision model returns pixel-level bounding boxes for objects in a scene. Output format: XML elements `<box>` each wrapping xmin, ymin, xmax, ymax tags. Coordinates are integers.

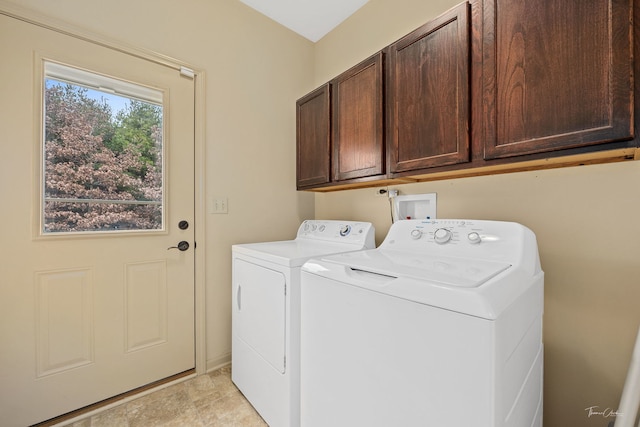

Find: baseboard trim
<box><xmin>206</xmin><ymin>353</ymin><xmax>231</xmax><ymax>373</ymax></box>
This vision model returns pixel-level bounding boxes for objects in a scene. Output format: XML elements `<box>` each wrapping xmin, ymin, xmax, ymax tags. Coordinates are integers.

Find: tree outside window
<box><xmin>43</xmin><ymin>74</ymin><xmax>163</xmax><ymax>233</ymax></box>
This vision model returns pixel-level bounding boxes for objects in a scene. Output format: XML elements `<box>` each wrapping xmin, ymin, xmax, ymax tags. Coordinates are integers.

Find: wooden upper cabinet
<box><xmin>332</xmin><ymin>52</ymin><xmax>385</xmax><ymax>181</ymax></box>
<box><xmin>481</xmin><ymin>0</ymin><xmax>634</xmax><ymax>159</ymax></box>
<box><xmin>296</xmin><ymin>84</ymin><xmax>331</xmax><ymax>189</ymax></box>
<box><xmin>387</xmin><ymin>2</ymin><xmax>471</xmax><ymax>174</ymax></box>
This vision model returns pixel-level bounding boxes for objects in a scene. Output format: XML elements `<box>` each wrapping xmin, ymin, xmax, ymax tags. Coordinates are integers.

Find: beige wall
<box><xmin>1</xmin><ymin>0</ymin><xmax>316</xmax><ymax>369</ymax></box>
<box><xmin>313</xmin><ymin>0</ymin><xmax>640</xmax><ymax>426</ymax></box>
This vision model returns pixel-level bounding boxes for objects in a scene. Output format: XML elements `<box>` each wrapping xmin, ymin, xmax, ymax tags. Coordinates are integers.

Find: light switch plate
<box><xmin>210</xmin><ymin>197</ymin><xmax>228</xmax><ymax>214</ymax></box>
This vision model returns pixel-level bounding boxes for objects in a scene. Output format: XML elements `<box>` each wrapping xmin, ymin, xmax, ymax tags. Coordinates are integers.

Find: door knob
<box><xmin>167</xmin><ymin>241</ymin><xmax>190</xmax><ymax>251</ymax></box>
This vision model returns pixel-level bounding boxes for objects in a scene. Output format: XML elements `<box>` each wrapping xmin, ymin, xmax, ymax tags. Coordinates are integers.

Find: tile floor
<box><xmin>61</xmin><ymin>366</ymin><xmax>268</xmax><ymax>427</ymax></box>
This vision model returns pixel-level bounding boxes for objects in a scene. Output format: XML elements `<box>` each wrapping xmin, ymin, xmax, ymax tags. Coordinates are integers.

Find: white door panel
<box><xmin>0</xmin><ymin>13</ymin><xmax>195</xmax><ymax>426</ymax></box>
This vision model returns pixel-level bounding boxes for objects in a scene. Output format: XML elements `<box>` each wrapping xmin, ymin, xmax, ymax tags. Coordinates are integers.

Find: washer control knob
<box><xmin>434</xmin><ymin>228</ymin><xmax>453</xmax><ymax>244</ymax></box>
<box><xmin>318</xmin><ymin>225</ymin><xmax>326</xmax><ymax>232</ymax></box>
<box><xmin>467</xmin><ymin>232</ymin><xmax>481</xmax><ymax>244</ymax></box>
<box><xmin>410</xmin><ymin>229</ymin><xmax>423</xmax><ymax>240</ymax></box>
<box><xmin>339</xmin><ymin>224</ymin><xmax>352</xmax><ymax>236</ymax></box>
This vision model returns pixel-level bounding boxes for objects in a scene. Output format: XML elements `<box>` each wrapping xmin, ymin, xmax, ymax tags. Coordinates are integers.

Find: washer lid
<box><xmin>232</xmin><ymin>240</ymin><xmax>367</xmax><ymax>267</ymax></box>
<box><xmin>302</xmin><ymin>251</ymin><xmax>525</xmax><ymax>319</ymax></box>
<box><xmin>316</xmin><ymin>250</ymin><xmax>511</xmax><ymax>288</ymax></box>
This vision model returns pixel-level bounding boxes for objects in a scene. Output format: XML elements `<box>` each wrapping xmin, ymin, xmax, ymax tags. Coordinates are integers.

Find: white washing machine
<box><xmin>231</xmin><ymin>220</ymin><xmax>375</xmax><ymax>427</ymax></box>
<box><xmin>300</xmin><ymin>219</ymin><xmax>544</xmax><ymax>427</ymax></box>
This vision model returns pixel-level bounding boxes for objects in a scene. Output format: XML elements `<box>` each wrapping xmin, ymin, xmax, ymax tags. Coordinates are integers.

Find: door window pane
<box><xmin>42</xmin><ymin>62</ymin><xmax>164</xmax><ymax>233</ymax></box>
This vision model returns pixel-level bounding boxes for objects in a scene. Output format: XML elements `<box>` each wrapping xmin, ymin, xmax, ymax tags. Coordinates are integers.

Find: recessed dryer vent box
<box><xmin>393</xmin><ymin>193</ymin><xmax>437</xmax><ymax>222</ymax></box>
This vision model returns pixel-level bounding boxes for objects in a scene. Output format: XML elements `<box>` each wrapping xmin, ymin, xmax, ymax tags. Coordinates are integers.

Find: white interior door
<box><xmin>0</xmin><ymin>13</ymin><xmax>196</xmax><ymax>426</ymax></box>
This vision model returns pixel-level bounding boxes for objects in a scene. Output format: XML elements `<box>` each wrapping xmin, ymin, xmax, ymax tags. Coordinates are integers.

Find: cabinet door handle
<box><xmin>237</xmin><ymin>285</ymin><xmax>241</xmax><ymax>311</ymax></box>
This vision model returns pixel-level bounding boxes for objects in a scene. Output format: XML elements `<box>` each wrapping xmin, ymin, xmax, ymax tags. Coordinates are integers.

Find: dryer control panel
<box><xmin>297</xmin><ymin>220</ymin><xmax>375</xmax><ymax>249</ymax></box>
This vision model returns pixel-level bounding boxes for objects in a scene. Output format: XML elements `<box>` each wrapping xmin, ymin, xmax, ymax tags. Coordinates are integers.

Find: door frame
<box><xmin>0</xmin><ymin>0</ymin><xmax>207</xmax><ymax>376</ymax></box>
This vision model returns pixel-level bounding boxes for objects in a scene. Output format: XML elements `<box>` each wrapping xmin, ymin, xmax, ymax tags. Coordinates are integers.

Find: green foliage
<box><xmin>109</xmin><ymin>100</ymin><xmax>163</xmax><ymax>174</ymax></box>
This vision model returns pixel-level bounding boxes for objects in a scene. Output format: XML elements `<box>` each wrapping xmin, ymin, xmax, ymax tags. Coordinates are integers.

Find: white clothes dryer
<box><xmin>300</xmin><ymin>219</ymin><xmax>544</xmax><ymax>427</ymax></box>
<box><xmin>231</xmin><ymin>220</ymin><xmax>375</xmax><ymax>427</ymax></box>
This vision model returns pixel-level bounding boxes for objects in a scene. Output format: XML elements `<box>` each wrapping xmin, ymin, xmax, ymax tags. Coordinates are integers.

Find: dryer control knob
<box><xmin>339</xmin><ymin>224</ymin><xmax>352</xmax><ymax>236</ymax></box>
<box><xmin>467</xmin><ymin>232</ymin><xmax>481</xmax><ymax>244</ymax></box>
<box><xmin>434</xmin><ymin>228</ymin><xmax>452</xmax><ymax>244</ymax></box>
<box><xmin>410</xmin><ymin>229</ymin><xmax>423</xmax><ymax>240</ymax></box>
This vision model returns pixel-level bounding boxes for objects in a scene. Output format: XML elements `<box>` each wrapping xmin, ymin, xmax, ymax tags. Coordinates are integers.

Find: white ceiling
<box><xmin>239</xmin><ymin>0</ymin><xmax>370</xmax><ymax>42</ymax></box>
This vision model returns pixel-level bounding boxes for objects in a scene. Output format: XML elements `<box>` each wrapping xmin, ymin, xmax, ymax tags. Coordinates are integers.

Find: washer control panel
<box><xmin>380</xmin><ymin>219</ymin><xmax>532</xmax><ymax>263</ymax></box>
<box><xmin>403</xmin><ymin>220</ymin><xmax>482</xmax><ymax>246</ymax></box>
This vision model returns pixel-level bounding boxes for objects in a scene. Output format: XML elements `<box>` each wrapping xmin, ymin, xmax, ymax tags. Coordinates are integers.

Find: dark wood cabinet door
<box><xmin>296</xmin><ymin>84</ymin><xmax>331</xmax><ymax>189</ymax></box>
<box><xmin>332</xmin><ymin>52</ymin><xmax>385</xmax><ymax>181</ymax></box>
<box><xmin>481</xmin><ymin>0</ymin><xmax>634</xmax><ymax>159</ymax></box>
<box><xmin>387</xmin><ymin>2</ymin><xmax>470</xmax><ymax>174</ymax></box>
